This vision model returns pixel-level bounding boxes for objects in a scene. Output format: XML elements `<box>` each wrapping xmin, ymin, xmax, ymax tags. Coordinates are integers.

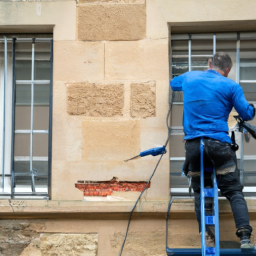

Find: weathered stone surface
<box><xmin>131</xmin><ymin>81</ymin><xmax>156</xmax><ymax>118</ymax></box>
<box><xmin>20</xmin><ymin>242</ymin><xmax>41</xmax><ymax>256</ymax></box>
<box><xmin>105</xmin><ymin>39</ymin><xmax>169</xmax><ymax>80</ymax></box>
<box><xmin>0</xmin><ymin>220</ymin><xmax>45</xmax><ymax>256</ymax></box>
<box><xmin>82</xmin><ymin>120</ymin><xmax>140</xmax><ymax>161</ymax></box>
<box><xmin>67</xmin><ymin>82</ymin><xmax>124</xmax><ymax>117</ymax></box>
<box><xmin>54</xmin><ymin>41</ymin><xmax>104</xmax><ymax>82</ymax></box>
<box><xmin>77</xmin><ymin>4</ymin><xmax>146</xmax><ymax>41</ymax></box>
<box><xmin>40</xmin><ymin>234</ymin><xmax>98</xmax><ymax>256</ymax></box>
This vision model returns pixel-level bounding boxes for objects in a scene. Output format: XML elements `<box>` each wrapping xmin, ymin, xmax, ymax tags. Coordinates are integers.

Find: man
<box><xmin>171</xmin><ymin>52</ymin><xmax>256</xmax><ymax>248</ymax></box>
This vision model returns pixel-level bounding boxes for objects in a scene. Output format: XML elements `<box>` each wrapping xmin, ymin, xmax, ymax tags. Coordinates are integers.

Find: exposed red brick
<box><xmin>75</xmin><ymin>177</ymin><xmax>150</xmax><ymax>197</ymax></box>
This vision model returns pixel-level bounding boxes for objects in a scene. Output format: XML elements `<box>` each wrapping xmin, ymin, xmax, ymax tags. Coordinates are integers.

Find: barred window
<box><xmin>0</xmin><ymin>36</ymin><xmax>53</xmax><ymax>199</ymax></box>
<box><xmin>170</xmin><ymin>32</ymin><xmax>256</xmax><ymax>196</ymax></box>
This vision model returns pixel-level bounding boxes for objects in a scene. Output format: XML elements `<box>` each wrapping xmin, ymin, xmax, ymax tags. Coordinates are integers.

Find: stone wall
<box><xmin>50</xmin><ymin>0</ymin><xmax>170</xmax><ymax>201</ymax></box>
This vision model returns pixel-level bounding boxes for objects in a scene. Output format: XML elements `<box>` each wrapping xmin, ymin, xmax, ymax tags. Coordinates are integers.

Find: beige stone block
<box><xmin>82</xmin><ymin>120</ymin><xmax>140</xmax><ymax>161</ymax></box>
<box><xmin>77</xmin><ymin>4</ymin><xmax>146</xmax><ymax>41</ymax></box>
<box><xmin>54</xmin><ymin>158</ymin><xmax>169</xmax><ymax>200</ymax></box>
<box><xmin>54</xmin><ymin>41</ymin><xmax>104</xmax><ymax>82</ymax></box>
<box><xmin>51</xmin><ymin>161</ymin><xmax>84</xmax><ymax>200</ymax></box>
<box><xmin>0</xmin><ymin>2</ymin><xmax>76</xmax><ymax>40</ymax></box>
<box><xmin>67</xmin><ymin>82</ymin><xmax>124</xmax><ymax>117</ymax></box>
<box><xmin>131</xmin><ymin>81</ymin><xmax>156</xmax><ymax>118</ymax></box>
<box><xmin>52</xmin><ymin>81</ymin><xmax>67</xmax><ymax>161</ymax></box>
<box><xmin>105</xmin><ymin>39</ymin><xmax>169</xmax><ymax>80</ymax></box>
<box><xmin>40</xmin><ymin>234</ymin><xmax>98</xmax><ymax>256</ymax></box>
<box><xmin>80</xmin><ymin>0</ymin><xmax>145</xmax><ymax>3</ymax></box>
<box><xmin>52</xmin><ymin>81</ymin><xmax>83</xmax><ymax>162</ymax></box>
<box><xmin>147</xmin><ymin>0</ymin><xmax>256</xmax><ymax>39</ymax></box>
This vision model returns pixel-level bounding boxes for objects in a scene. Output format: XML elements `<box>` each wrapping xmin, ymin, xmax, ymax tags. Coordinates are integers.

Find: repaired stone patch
<box><xmin>131</xmin><ymin>81</ymin><xmax>156</xmax><ymax>118</ymax></box>
<box><xmin>82</xmin><ymin>120</ymin><xmax>140</xmax><ymax>161</ymax></box>
<box><xmin>67</xmin><ymin>82</ymin><xmax>124</xmax><ymax>117</ymax></box>
<box><xmin>77</xmin><ymin>4</ymin><xmax>146</xmax><ymax>41</ymax></box>
<box><xmin>40</xmin><ymin>234</ymin><xmax>98</xmax><ymax>256</ymax></box>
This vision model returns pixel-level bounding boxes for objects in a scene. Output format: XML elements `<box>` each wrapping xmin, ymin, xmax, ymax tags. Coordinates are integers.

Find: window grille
<box><xmin>0</xmin><ymin>37</ymin><xmax>53</xmax><ymax>199</ymax></box>
<box><xmin>170</xmin><ymin>32</ymin><xmax>256</xmax><ymax>196</ymax></box>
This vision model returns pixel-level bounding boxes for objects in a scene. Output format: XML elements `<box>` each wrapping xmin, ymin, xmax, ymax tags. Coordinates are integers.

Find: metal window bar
<box><xmin>213</xmin><ymin>34</ymin><xmax>216</xmax><ymax>54</ymax></box>
<box><xmin>11</xmin><ymin>37</ymin><xmax>16</xmax><ymax>197</ymax></box>
<box><xmin>30</xmin><ymin>39</ymin><xmax>35</xmax><ymax>193</ymax></box>
<box><xmin>2</xmin><ymin>37</ymin><xmax>7</xmax><ymax>193</ymax></box>
<box><xmin>48</xmin><ymin>39</ymin><xmax>53</xmax><ymax>199</ymax></box>
<box><xmin>188</xmin><ymin>35</ymin><xmax>192</xmax><ymax>72</ymax></box>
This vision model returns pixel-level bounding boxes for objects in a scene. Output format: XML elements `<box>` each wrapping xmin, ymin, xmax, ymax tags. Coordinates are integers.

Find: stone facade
<box><xmin>1</xmin><ymin>0</ymin><xmax>256</xmax><ymax>255</ymax></box>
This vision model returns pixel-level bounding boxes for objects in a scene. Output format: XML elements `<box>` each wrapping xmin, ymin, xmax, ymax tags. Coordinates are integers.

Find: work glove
<box><xmin>250</xmin><ymin>103</ymin><xmax>256</xmax><ymax>118</ymax></box>
<box><xmin>250</xmin><ymin>103</ymin><xmax>256</xmax><ymax>109</ymax></box>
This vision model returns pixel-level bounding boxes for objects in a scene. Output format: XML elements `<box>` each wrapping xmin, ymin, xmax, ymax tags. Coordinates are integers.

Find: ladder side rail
<box><xmin>200</xmin><ymin>137</ymin><xmax>206</xmax><ymax>256</ymax></box>
<box><xmin>213</xmin><ymin>168</ymin><xmax>220</xmax><ymax>256</ymax></box>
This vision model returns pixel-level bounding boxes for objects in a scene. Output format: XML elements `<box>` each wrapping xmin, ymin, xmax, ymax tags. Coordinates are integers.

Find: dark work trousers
<box><xmin>183</xmin><ymin>137</ymin><xmax>252</xmax><ymax>234</ymax></box>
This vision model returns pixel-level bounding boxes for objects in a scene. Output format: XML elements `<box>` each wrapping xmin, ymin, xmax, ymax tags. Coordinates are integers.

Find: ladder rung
<box><xmin>204</xmin><ymin>188</ymin><xmax>214</xmax><ymax>197</ymax></box>
<box><xmin>205</xmin><ymin>216</ymin><xmax>215</xmax><ymax>225</ymax></box>
<box><xmin>206</xmin><ymin>247</ymin><xmax>215</xmax><ymax>255</ymax></box>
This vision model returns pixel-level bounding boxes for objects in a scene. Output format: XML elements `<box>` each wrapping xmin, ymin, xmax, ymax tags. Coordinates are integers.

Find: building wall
<box><xmin>1</xmin><ymin>0</ymin><xmax>256</xmax><ymax>255</ymax></box>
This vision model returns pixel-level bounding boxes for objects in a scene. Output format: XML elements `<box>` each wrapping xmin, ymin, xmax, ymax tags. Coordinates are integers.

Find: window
<box><xmin>170</xmin><ymin>32</ymin><xmax>256</xmax><ymax>196</ymax></box>
<box><xmin>0</xmin><ymin>36</ymin><xmax>53</xmax><ymax>198</ymax></box>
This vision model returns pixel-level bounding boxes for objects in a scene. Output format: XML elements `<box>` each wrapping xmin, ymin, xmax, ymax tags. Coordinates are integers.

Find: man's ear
<box><xmin>225</xmin><ymin>68</ymin><xmax>230</xmax><ymax>77</ymax></box>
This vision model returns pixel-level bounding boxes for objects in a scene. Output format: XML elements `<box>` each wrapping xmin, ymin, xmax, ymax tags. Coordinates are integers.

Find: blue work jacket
<box><xmin>170</xmin><ymin>70</ymin><xmax>255</xmax><ymax>143</ymax></box>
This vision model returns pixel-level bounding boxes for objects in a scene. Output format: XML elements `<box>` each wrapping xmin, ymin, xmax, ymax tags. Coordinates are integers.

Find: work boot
<box><xmin>236</xmin><ymin>227</ymin><xmax>254</xmax><ymax>249</ymax></box>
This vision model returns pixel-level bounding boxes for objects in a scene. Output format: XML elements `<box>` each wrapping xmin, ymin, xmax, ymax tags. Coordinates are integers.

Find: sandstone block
<box><xmin>77</xmin><ymin>4</ymin><xmax>146</xmax><ymax>41</ymax></box>
<box><xmin>82</xmin><ymin>120</ymin><xmax>140</xmax><ymax>161</ymax></box>
<box><xmin>40</xmin><ymin>234</ymin><xmax>98</xmax><ymax>256</ymax></box>
<box><xmin>54</xmin><ymin>41</ymin><xmax>104</xmax><ymax>81</ymax></box>
<box><xmin>105</xmin><ymin>39</ymin><xmax>169</xmax><ymax>80</ymax></box>
<box><xmin>0</xmin><ymin>2</ymin><xmax>76</xmax><ymax>41</ymax></box>
<box><xmin>67</xmin><ymin>82</ymin><xmax>124</xmax><ymax>117</ymax></box>
<box><xmin>80</xmin><ymin>0</ymin><xmax>144</xmax><ymax>3</ymax></box>
<box><xmin>131</xmin><ymin>81</ymin><xmax>156</xmax><ymax>118</ymax></box>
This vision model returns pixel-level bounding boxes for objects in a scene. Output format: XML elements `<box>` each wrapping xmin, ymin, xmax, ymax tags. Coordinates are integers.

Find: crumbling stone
<box><xmin>67</xmin><ymin>82</ymin><xmax>124</xmax><ymax>117</ymax></box>
<box><xmin>77</xmin><ymin>4</ymin><xmax>146</xmax><ymax>41</ymax></box>
<box><xmin>75</xmin><ymin>177</ymin><xmax>150</xmax><ymax>196</ymax></box>
<box><xmin>40</xmin><ymin>234</ymin><xmax>98</xmax><ymax>256</ymax></box>
<box><xmin>0</xmin><ymin>220</ymin><xmax>45</xmax><ymax>256</ymax></box>
<box><xmin>131</xmin><ymin>81</ymin><xmax>156</xmax><ymax>118</ymax></box>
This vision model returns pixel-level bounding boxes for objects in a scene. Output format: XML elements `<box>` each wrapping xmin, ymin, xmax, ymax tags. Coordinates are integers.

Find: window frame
<box><xmin>170</xmin><ymin>32</ymin><xmax>256</xmax><ymax>196</ymax></box>
<box><xmin>0</xmin><ymin>37</ymin><xmax>53</xmax><ymax>199</ymax></box>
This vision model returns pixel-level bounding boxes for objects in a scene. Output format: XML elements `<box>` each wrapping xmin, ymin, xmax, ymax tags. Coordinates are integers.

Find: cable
<box><xmin>118</xmin><ymin>91</ymin><xmax>175</xmax><ymax>256</ymax></box>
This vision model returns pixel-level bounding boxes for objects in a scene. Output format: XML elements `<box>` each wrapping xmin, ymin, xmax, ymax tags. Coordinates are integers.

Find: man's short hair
<box><xmin>212</xmin><ymin>52</ymin><xmax>233</xmax><ymax>72</ymax></box>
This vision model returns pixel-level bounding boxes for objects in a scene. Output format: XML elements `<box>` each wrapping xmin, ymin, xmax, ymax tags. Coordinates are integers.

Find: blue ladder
<box><xmin>166</xmin><ymin>137</ymin><xmax>256</xmax><ymax>255</ymax></box>
<box><xmin>200</xmin><ymin>138</ymin><xmax>220</xmax><ymax>256</ymax></box>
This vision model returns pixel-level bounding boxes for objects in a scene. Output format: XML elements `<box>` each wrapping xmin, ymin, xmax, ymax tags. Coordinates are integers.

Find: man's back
<box><xmin>171</xmin><ymin>69</ymin><xmax>254</xmax><ymax>143</ymax></box>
